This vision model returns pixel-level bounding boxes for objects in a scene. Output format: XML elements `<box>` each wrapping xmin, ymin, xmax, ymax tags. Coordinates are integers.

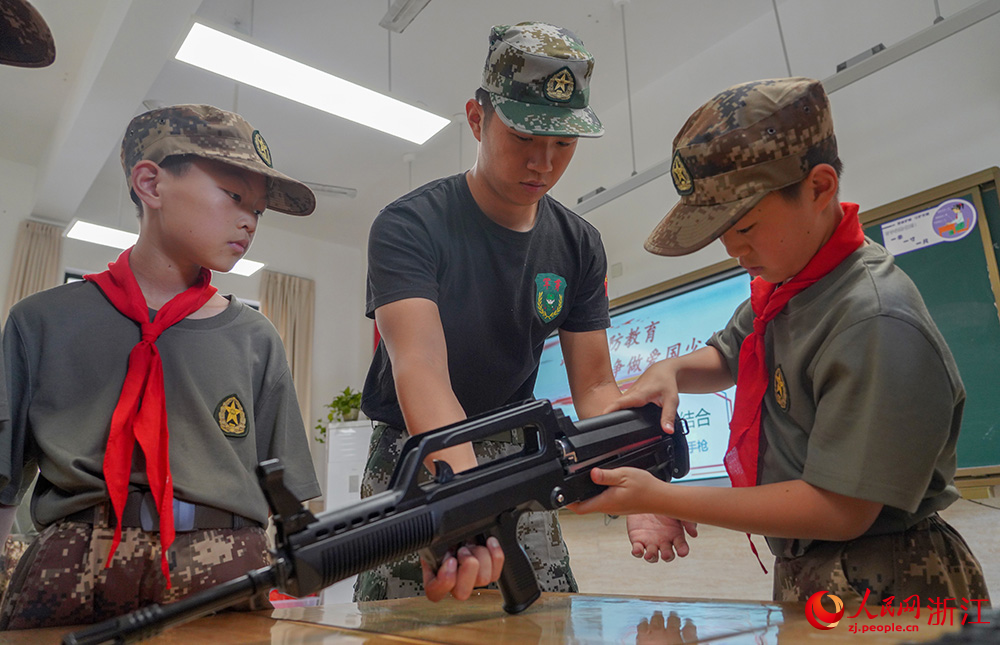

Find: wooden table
<box><xmin>0</xmin><ymin>591</ymin><xmax>968</xmax><ymax>644</ymax></box>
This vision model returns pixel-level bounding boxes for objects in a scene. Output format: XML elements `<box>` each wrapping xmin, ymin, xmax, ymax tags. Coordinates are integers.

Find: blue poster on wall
<box><xmin>534</xmin><ymin>269</ymin><xmax>751</xmax><ymax>481</ymax></box>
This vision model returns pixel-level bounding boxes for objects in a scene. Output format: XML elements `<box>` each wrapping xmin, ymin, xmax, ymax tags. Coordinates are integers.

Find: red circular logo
<box><xmin>805</xmin><ymin>591</ymin><xmax>845</xmax><ymax>630</ymax></box>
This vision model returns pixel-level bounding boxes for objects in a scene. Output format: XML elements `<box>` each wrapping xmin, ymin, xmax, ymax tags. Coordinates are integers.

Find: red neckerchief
<box><xmin>725</xmin><ymin>203</ymin><xmax>864</xmax><ymax>571</ymax></box>
<box><xmin>84</xmin><ymin>247</ymin><xmax>216</xmax><ymax>586</ymax></box>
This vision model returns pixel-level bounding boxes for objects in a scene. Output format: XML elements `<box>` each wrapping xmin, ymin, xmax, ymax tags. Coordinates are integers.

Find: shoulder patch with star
<box><xmin>215</xmin><ymin>394</ymin><xmax>248</xmax><ymax>438</ymax></box>
<box><xmin>773</xmin><ymin>365</ymin><xmax>789</xmax><ymax>411</ymax></box>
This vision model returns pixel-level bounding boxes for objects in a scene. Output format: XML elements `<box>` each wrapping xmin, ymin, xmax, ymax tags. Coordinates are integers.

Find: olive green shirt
<box><xmin>709</xmin><ymin>241</ymin><xmax>963</xmax><ymax>558</ymax></box>
<box><xmin>1</xmin><ymin>282</ymin><xmax>320</xmax><ymax>528</ymax></box>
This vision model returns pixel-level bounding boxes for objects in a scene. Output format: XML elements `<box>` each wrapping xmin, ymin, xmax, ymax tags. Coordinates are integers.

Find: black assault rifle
<box><xmin>63</xmin><ymin>398</ymin><xmax>689</xmax><ymax>644</ymax></box>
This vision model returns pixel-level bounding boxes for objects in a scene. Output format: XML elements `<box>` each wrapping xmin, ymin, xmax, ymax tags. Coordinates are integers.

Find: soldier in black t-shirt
<box><xmin>357</xmin><ymin>22</ymin><xmax>621</xmax><ymax>604</ymax></box>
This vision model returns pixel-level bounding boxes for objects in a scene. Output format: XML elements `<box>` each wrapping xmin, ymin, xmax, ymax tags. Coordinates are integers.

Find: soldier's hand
<box><xmin>636</xmin><ymin>610</ymin><xmax>698</xmax><ymax>644</ymax></box>
<box><xmin>422</xmin><ymin>537</ymin><xmax>505</xmax><ymax>602</ymax></box>
<box><xmin>627</xmin><ymin>514</ymin><xmax>697</xmax><ymax>563</ymax></box>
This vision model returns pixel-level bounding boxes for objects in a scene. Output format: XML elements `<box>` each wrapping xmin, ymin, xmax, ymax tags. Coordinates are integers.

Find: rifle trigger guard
<box><xmin>432</xmin><ymin>459</ymin><xmax>456</xmax><ymax>484</ymax></box>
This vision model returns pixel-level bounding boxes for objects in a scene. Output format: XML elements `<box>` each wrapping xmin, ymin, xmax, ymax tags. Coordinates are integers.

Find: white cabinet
<box><xmin>320</xmin><ymin>419</ymin><xmax>374</xmax><ymax>605</ymax></box>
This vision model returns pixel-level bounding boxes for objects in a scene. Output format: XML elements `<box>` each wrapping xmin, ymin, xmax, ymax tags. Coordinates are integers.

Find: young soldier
<box><xmin>0</xmin><ymin>105</ymin><xmax>322</xmax><ymax>628</ymax></box>
<box><xmin>573</xmin><ymin>77</ymin><xmax>990</xmax><ymax>606</ymax></box>
<box><xmin>358</xmin><ymin>22</ymin><xmax>620</xmax><ymax>603</ymax></box>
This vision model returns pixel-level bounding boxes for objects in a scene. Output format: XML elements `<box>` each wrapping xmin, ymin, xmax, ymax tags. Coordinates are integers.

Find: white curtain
<box><xmin>3</xmin><ymin>220</ymin><xmax>62</xmax><ymax>322</ymax></box>
<box><xmin>259</xmin><ymin>270</ymin><xmax>315</xmax><ymax>431</ymax></box>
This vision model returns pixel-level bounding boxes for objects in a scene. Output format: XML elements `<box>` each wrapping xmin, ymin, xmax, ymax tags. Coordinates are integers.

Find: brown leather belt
<box><xmin>65</xmin><ymin>490</ymin><xmax>258</xmax><ymax>532</ymax></box>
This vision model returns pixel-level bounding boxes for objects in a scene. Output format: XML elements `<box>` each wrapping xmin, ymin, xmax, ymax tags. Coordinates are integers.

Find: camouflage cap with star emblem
<box><xmin>482</xmin><ymin>22</ymin><xmax>603</xmax><ymax>138</ymax></box>
<box><xmin>645</xmin><ymin>77</ymin><xmax>838</xmax><ymax>256</ymax></box>
<box><xmin>0</xmin><ymin>0</ymin><xmax>55</xmax><ymax>67</ymax></box>
<box><xmin>121</xmin><ymin>104</ymin><xmax>316</xmax><ymax>216</ymax></box>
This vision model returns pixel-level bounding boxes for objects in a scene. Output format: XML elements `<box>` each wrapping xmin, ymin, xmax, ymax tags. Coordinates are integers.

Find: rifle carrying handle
<box><xmin>491</xmin><ymin>510</ymin><xmax>541</xmax><ymax>614</ymax></box>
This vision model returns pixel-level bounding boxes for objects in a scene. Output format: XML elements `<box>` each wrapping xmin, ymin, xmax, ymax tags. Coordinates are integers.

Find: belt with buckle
<box><xmin>65</xmin><ymin>491</ymin><xmax>257</xmax><ymax>532</ymax></box>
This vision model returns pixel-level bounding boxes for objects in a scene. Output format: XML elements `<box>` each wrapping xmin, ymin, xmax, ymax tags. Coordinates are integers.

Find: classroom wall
<box><xmin>542</xmin><ymin>1</ymin><xmax>1000</xmax><ymax>301</ymax></box>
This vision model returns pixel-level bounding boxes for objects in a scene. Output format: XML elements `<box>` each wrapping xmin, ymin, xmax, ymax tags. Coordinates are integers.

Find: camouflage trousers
<box><xmin>773</xmin><ymin>514</ymin><xmax>991</xmax><ymax>606</ymax></box>
<box><xmin>0</xmin><ymin>537</ymin><xmax>30</xmax><ymax>600</ymax></box>
<box><xmin>353</xmin><ymin>423</ymin><xmax>578</xmax><ymax>601</ymax></box>
<box><xmin>0</xmin><ymin>505</ymin><xmax>271</xmax><ymax>630</ymax></box>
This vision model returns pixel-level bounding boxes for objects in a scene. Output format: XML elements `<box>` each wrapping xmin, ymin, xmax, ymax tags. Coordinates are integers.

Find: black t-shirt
<box><xmin>362</xmin><ymin>173</ymin><xmax>610</xmax><ymax>429</ymax></box>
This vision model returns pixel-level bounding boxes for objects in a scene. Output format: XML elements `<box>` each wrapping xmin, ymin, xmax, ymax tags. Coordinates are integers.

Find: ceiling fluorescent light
<box><xmin>176</xmin><ymin>22</ymin><xmax>449</xmax><ymax>145</ymax></box>
<box><xmin>65</xmin><ymin>220</ymin><xmax>138</xmax><ymax>249</ymax></box>
<box><xmin>380</xmin><ymin>0</ymin><xmax>432</xmax><ymax>33</ymax></box>
<box><xmin>65</xmin><ymin>219</ymin><xmax>264</xmax><ymax>276</ymax></box>
<box><xmin>302</xmin><ymin>181</ymin><xmax>358</xmax><ymax>198</ymax></box>
<box><xmin>228</xmin><ymin>258</ymin><xmax>265</xmax><ymax>277</ymax></box>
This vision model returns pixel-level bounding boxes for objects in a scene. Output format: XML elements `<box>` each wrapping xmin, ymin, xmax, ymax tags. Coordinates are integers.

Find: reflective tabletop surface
<box><xmin>0</xmin><ymin>590</ymin><xmax>968</xmax><ymax>644</ymax></box>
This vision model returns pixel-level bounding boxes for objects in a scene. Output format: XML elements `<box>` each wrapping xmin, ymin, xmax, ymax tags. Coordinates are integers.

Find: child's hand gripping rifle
<box><xmin>63</xmin><ymin>399</ymin><xmax>689</xmax><ymax>644</ymax></box>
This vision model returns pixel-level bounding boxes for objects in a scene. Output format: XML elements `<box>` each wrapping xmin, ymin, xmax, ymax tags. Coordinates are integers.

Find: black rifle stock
<box><xmin>63</xmin><ymin>399</ymin><xmax>689</xmax><ymax>644</ymax></box>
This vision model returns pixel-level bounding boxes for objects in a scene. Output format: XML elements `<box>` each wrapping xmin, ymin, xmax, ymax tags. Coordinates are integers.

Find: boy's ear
<box><xmin>466</xmin><ymin>98</ymin><xmax>484</xmax><ymax>142</ymax></box>
<box><xmin>806</xmin><ymin>163</ymin><xmax>839</xmax><ymax>211</ymax></box>
<box><xmin>130</xmin><ymin>160</ymin><xmax>163</xmax><ymax>211</ymax></box>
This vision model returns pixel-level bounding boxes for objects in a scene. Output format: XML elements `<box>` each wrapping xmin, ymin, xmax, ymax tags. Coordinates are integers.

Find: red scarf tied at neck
<box><xmin>84</xmin><ymin>247</ymin><xmax>216</xmax><ymax>586</ymax></box>
<box><xmin>724</xmin><ymin>203</ymin><xmax>864</xmax><ymax>571</ymax></box>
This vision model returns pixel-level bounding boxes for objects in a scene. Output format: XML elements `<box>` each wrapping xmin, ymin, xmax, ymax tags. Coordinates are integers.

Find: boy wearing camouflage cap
<box><xmin>0</xmin><ymin>104</ymin><xmax>321</xmax><ymax>628</ymax></box>
<box><xmin>358</xmin><ymin>22</ymin><xmax>620</xmax><ymax>603</ymax></box>
<box><xmin>573</xmin><ymin>77</ymin><xmax>990</xmax><ymax>606</ymax></box>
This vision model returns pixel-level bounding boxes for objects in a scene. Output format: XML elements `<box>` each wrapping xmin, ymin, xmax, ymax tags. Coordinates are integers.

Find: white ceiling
<box><xmin>1</xmin><ymin>0</ymin><xmax>780</xmax><ymax>251</ymax></box>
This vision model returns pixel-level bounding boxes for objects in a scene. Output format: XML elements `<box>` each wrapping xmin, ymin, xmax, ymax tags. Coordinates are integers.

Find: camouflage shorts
<box><xmin>773</xmin><ymin>514</ymin><xmax>991</xmax><ymax>606</ymax></box>
<box><xmin>353</xmin><ymin>423</ymin><xmax>578</xmax><ymax>601</ymax></box>
<box><xmin>0</xmin><ymin>506</ymin><xmax>272</xmax><ymax>630</ymax></box>
<box><xmin>0</xmin><ymin>536</ymin><xmax>30</xmax><ymax>598</ymax></box>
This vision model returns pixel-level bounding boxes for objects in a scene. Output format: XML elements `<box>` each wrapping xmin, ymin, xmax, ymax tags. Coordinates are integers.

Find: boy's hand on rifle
<box><xmin>422</xmin><ymin>536</ymin><xmax>505</xmax><ymax>602</ymax></box>
<box><xmin>602</xmin><ymin>362</ymin><xmax>681</xmax><ymax>433</ymax></box>
<box><xmin>568</xmin><ymin>466</ymin><xmax>661</xmax><ymax>516</ymax></box>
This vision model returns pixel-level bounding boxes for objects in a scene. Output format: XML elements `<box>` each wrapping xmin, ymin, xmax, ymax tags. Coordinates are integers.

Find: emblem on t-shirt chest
<box><xmin>534</xmin><ymin>273</ymin><xmax>567</xmax><ymax>323</ymax></box>
<box><xmin>215</xmin><ymin>394</ymin><xmax>248</xmax><ymax>438</ymax></box>
<box><xmin>773</xmin><ymin>366</ymin><xmax>789</xmax><ymax>411</ymax></box>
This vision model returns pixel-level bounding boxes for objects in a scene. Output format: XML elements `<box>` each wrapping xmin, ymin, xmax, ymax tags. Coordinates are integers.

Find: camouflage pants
<box><xmin>0</xmin><ymin>537</ymin><xmax>30</xmax><ymax>600</ymax></box>
<box><xmin>773</xmin><ymin>514</ymin><xmax>991</xmax><ymax>606</ymax></box>
<box><xmin>0</xmin><ymin>505</ymin><xmax>271</xmax><ymax>630</ymax></box>
<box><xmin>353</xmin><ymin>423</ymin><xmax>578</xmax><ymax>601</ymax></box>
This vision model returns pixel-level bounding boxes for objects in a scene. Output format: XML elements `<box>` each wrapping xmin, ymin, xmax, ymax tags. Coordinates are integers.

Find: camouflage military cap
<box><xmin>482</xmin><ymin>22</ymin><xmax>603</xmax><ymax>138</ymax></box>
<box><xmin>0</xmin><ymin>0</ymin><xmax>55</xmax><ymax>68</ymax></box>
<box><xmin>645</xmin><ymin>77</ymin><xmax>838</xmax><ymax>256</ymax></box>
<box><xmin>121</xmin><ymin>104</ymin><xmax>316</xmax><ymax>216</ymax></box>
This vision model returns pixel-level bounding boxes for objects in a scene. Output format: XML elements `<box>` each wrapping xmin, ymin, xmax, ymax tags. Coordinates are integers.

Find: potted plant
<box><xmin>314</xmin><ymin>386</ymin><xmax>362</xmax><ymax>443</ymax></box>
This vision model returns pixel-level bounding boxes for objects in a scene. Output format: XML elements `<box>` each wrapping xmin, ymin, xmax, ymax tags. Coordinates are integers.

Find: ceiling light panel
<box><xmin>380</xmin><ymin>0</ymin><xmax>432</xmax><ymax>33</ymax></box>
<box><xmin>65</xmin><ymin>220</ymin><xmax>138</xmax><ymax>249</ymax></box>
<box><xmin>176</xmin><ymin>23</ymin><xmax>449</xmax><ymax>145</ymax></box>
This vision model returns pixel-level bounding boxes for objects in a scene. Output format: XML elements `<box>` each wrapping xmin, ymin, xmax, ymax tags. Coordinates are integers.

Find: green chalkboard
<box><xmin>862</xmin><ymin>171</ymin><xmax>1000</xmax><ymax>473</ymax></box>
